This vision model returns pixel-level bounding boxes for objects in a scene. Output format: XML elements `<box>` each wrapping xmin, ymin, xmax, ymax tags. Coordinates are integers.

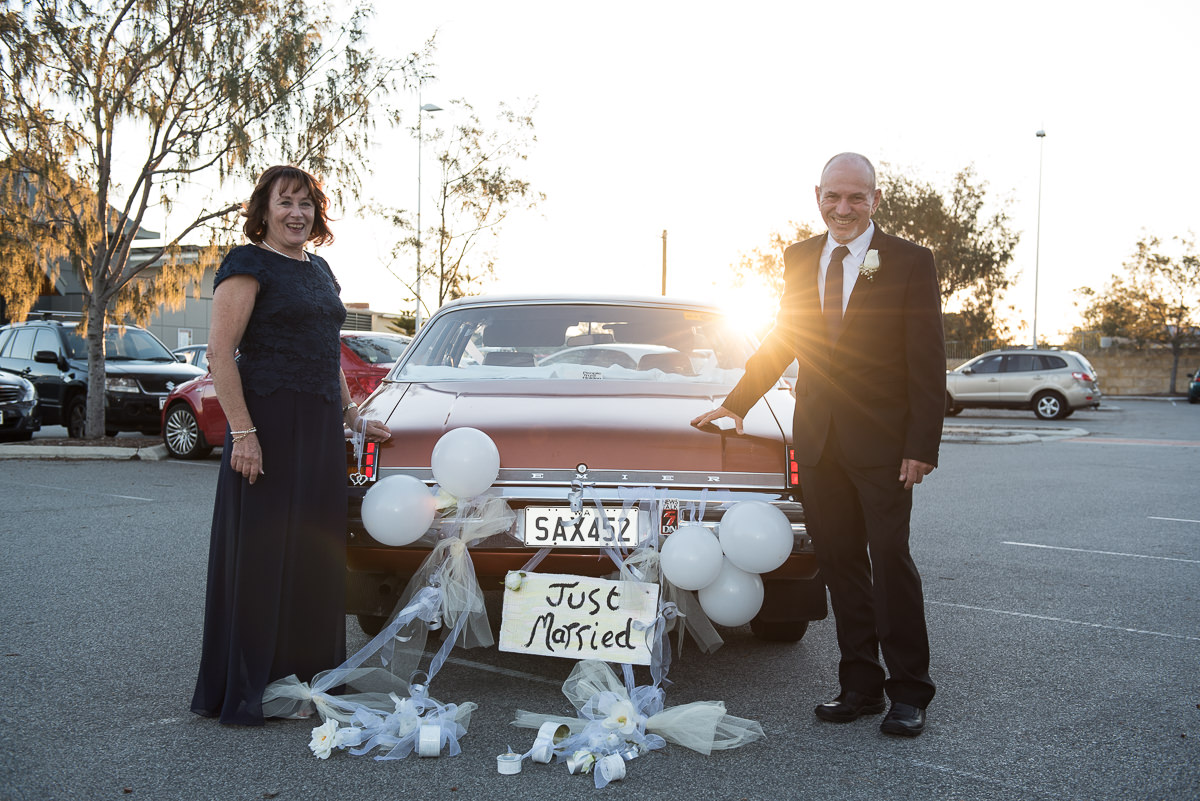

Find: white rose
<box><xmin>308</xmin><ymin>718</ymin><xmax>339</xmax><ymax>759</ymax></box>
<box><xmin>504</xmin><ymin>571</ymin><xmax>525</xmax><ymax>591</ymax></box>
<box><xmin>601</xmin><ymin>699</ymin><xmax>642</xmax><ymax>735</ymax></box>
<box><xmin>862</xmin><ymin>249</ymin><xmax>880</xmax><ymax>270</ymax></box>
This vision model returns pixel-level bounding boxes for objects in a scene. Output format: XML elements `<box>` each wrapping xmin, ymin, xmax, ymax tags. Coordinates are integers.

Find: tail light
<box><xmin>348</xmin><ymin>440</ymin><xmax>378</xmax><ymax>482</ymax></box>
<box><xmin>362</xmin><ymin>375</ymin><xmax>383</xmax><ymax>395</ymax></box>
<box><xmin>787</xmin><ymin>447</ymin><xmax>799</xmax><ymax>487</ymax></box>
<box><xmin>361</xmin><ymin>440</ymin><xmax>377</xmax><ymax>481</ymax></box>
<box><xmin>1072</xmin><ymin>371</ymin><xmax>1094</xmax><ymax>383</ymax></box>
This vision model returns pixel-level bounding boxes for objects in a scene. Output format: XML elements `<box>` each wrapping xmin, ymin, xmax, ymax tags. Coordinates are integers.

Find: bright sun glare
<box><xmin>721</xmin><ymin>280</ymin><xmax>780</xmax><ymax>339</ymax></box>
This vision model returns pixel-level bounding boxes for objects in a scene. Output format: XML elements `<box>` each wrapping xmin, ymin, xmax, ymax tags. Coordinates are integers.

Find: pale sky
<box><xmin>318</xmin><ymin>0</ymin><xmax>1199</xmax><ymax>341</ymax></box>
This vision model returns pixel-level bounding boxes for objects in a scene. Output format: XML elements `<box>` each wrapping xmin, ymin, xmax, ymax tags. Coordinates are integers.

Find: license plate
<box><xmin>523</xmin><ymin>506</ymin><xmax>639</xmax><ymax>547</ymax></box>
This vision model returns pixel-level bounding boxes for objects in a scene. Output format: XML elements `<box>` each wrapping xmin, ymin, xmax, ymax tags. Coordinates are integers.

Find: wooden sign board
<box><xmin>499</xmin><ymin>573</ymin><xmax>660</xmax><ymax>665</ymax></box>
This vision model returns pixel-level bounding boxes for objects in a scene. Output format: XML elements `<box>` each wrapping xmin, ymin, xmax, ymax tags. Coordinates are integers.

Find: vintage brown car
<box><xmin>346</xmin><ymin>295</ymin><xmax>824</xmax><ymax>641</ymax></box>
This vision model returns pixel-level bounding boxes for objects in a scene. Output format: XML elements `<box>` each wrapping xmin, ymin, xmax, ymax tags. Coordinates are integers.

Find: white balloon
<box><xmin>430</xmin><ymin>427</ymin><xmax>501</xmax><ymax>498</ymax></box>
<box><xmin>717</xmin><ymin>501</ymin><xmax>793</xmax><ymax>574</ymax></box>
<box><xmin>660</xmin><ymin>525</ymin><xmax>724</xmax><ymax>590</ymax></box>
<box><xmin>361</xmin><ymin>474</ymin><xmax>436</xmax><ymax>546</ymax></box>
<box><xmin>697</xmin><ymin>559</ymin><xmax>764</xmax><ymax>627</ymax></box>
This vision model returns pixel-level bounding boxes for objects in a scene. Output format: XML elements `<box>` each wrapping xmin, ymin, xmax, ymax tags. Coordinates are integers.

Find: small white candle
<box><xmin>497</xmin><ymin>752</ymin><xmax>522</xmax><ymax>775</ymax></box>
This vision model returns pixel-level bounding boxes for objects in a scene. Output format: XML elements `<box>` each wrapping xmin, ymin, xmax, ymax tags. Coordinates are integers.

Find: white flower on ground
<box><xmin>308</xmin><ymin>718</ymin><xmax>338</xmax><ymax>759</ymax></box>
<box><xmin>601</xmin><ymin>698</ymin><xmax>642</xmax><ymax>735</ymax></box>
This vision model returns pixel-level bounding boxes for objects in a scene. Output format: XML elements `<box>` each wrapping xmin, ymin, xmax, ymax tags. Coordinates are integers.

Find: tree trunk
<box><xmin>84</xmin><ymin>296</ymin><xmax>108</xmax><ymax>440</ymax></box>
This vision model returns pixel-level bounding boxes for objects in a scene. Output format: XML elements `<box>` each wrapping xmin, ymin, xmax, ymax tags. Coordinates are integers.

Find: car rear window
<box><xmin>397</xmin><ymin>303</ymin><xmax>757</xmax><ymax>385</ymax></box>
<box><xmin>343</xmin><ymin>334</ymin><xmax>411</xmax><ymax>365</ymax></box>
<box><xmin>1038</xmin><ymin>355</ymin><xmax>1068</xmax><ymax>370</ymax></box>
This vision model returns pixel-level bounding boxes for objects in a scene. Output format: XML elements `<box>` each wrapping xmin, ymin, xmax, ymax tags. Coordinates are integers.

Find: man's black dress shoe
<box><xmin>880</xmin><ymin>702</ymin><xmax>926</xmax><ymax>737</ymax></box>
<box><xmin>814</xmin><ymin>691</ymin><xmax>887</xmax><ymax>723</ymax></box>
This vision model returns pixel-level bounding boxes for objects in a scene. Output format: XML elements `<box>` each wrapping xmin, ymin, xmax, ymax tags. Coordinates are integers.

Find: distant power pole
<box><xmin>661</xmin><ymin>229</ymin><xmax>667</xmax><ymax>295</ymax></box>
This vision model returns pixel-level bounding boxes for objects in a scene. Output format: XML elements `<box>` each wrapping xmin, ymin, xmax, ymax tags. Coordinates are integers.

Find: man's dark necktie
<box><xmin>825</xmin><ymin>245</ymin><xmax>849</xmax><ymax>341</ymax></box>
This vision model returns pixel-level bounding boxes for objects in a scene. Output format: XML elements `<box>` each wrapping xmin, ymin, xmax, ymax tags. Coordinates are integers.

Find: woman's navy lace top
<box><xmin>213</xmin><ymin>245</ymin><xmax>346</xmax><ymax>402</ymax></box>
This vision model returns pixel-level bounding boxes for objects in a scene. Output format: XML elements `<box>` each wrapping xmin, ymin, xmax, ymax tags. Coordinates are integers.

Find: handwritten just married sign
<box><xmin>499</xmin><ymin>573</ymin><xmax>660</xmax><ymax>665</ymax></box>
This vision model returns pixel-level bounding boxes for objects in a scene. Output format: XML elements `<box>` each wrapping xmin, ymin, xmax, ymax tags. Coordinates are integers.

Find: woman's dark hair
<box><xmin>242</xmin><ymin>165</ymin><xmax>334</xmax><ymax>246</ymax></box>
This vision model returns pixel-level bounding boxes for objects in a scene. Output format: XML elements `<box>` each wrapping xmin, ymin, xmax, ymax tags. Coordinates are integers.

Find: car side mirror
<box><xmin>961</xmin><ymin>367</ymin><xmax>974</xmax><ymax>375</ymax></box>
<box><xmin>34</xmin><ymin>350</ymin><xmax>60</xmax><ymax>365</ymax></box>
<box><xmin>175</xmin><ymin>354</ymin><xmax>187</xmax><ymax>362</ymax></box>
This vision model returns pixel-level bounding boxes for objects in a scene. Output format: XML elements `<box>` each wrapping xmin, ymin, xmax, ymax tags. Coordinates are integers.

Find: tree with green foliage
<box><xmin>873</xmin><ymin>165</ymin><xmax>1020</xmax><ymax>346</ymax></box>
<box><xmin>733</xmin><ymin>166</ymin><xmax>1019</xmax><ymax>350</ymax></box>
<box><xmin>375</xmin><ymin>98</ymin><xmax>541</xmax><ymax>319</ymax></box>
<box><xmin>732</xmin><ymin>221</ymin><xmax>817</xmax><ymax>300</ymax></box>
<box><xmin>1</xmin><ymin>0</ymin><xmax>424</xmax><ymax>437</ymax></box>
<box><xmin>1076</xmin><ymin>234</ymin><xmax>1199</xmax><ymax>393</ymax></box>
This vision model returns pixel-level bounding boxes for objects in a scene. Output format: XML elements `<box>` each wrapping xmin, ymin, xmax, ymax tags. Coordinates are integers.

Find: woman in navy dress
<box><xmin>191</xmin><ymin>165</ymin><xmax>392</xmax><ymax>725</ymax></box>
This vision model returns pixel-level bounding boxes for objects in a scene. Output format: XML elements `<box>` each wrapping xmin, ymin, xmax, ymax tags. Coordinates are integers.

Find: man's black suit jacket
<box><xmin>723</xmin><ymin>227</ymin><xmax>946</xmax><ymax>469</ymax></box>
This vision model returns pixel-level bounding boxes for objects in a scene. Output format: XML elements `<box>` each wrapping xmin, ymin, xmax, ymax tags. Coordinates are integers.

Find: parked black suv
<box><xmin>0</xmin><ymin>315</ymin><xmax>205</xmax><ymax>437</ymax></box>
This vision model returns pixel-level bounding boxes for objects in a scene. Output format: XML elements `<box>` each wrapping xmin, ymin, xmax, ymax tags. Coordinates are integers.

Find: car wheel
<box><xmin>163</xmin><ymin>403</ymin><xmax>212</xmax><ymax>459</ymax></box>
<box><xmin>356</xmin><ymin>614</ymin><xmax>387</xmax><ymax>636</ymax></box>
<box><xmin>749</xmin><ymin>617</ymin><xmax>809</xmax><ymax>642</ymax></box>
<box><xmin>1033</xmin><ymin>391</ymin><xmax>1067</xmax><ymax>420</ymax></box>
<box><xmin>66</xmin><ymin>396</ymin><xmax>87</xmax><ymax>438</ymax></box>
<box><xmin>1189</xmin><ymin>396</ymin><xmax>1199</xmax><ymax>405</ymax></box>
<box><xmin>944</xmin><ymin>393</ymin><xmax>962</xmax><ymax>417</ymax></box>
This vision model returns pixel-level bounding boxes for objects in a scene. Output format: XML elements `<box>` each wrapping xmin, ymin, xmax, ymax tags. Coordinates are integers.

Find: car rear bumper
<box><xmin>346</xmin><ymin>482</ymin><xmax>817</xmax><ymax>617</ymax></box>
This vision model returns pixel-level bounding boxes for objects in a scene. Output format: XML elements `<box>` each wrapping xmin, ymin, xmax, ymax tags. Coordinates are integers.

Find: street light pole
<box><xmin>661</xmin><ymin>229</ymin><xmax>667</xmax><ymax>296</ymax></box>
<box><xmin>415</xmin><ymin>96</ymin><xmax>442</xmax><ymax>332</ymax></box>
<box><xmin>1032</xmin><ymin>128</ymin><xmax>1046</xmax><ymax>347</ymax></box>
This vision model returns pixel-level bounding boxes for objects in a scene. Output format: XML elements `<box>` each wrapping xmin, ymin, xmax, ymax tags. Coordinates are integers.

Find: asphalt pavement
<box><xmin>0</xmin><ymin>399</ymin><xmax>1197</xmax><ymax>800</ymax></box>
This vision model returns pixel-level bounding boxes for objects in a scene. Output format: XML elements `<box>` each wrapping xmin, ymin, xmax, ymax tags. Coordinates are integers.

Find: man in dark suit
<box><xmin>692</xmin><ymin>152</ymin><xmax>945</xmax><ymax>737</ymax></box>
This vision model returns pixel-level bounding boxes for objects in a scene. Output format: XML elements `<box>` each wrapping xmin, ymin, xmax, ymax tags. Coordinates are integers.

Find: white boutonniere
<box><xmin>859</xmin><ymin>249</ymin><xmax>881</xmax><ymax>281</ymax></box>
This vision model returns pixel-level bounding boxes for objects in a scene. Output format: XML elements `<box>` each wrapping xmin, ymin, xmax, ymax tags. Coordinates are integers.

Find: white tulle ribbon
<box><xmin>389</xmin><ymin>491</ymin><xmax>516</xmax><ymax>656</ymax></box>
<box><xmin>511</xmin><ymin>659</ymin><xmax>764</xmax><ymax>787</ymax></box>
<box><xmin>262</xmin><ymin>586</ymin><xmax>444</xmax><ymax>722</ymax></box>
<box><xmin>262</xmin><ymin>584</ymin><xmax>480</xmax><ymax>760</ymax></box>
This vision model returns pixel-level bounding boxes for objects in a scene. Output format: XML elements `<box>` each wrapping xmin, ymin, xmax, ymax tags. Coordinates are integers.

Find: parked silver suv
<box><xmin>945</xmin><ymin>348</ymin><xmax>1101</xmax><ymax>420</ymax></box>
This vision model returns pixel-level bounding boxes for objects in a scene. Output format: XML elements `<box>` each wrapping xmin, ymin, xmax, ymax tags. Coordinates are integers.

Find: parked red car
<box><xmin>344</xmin><ymin>295</ymin><xmax>823</xmax><ymax>642</ymax></box>
<box><xmin>161</xmin><ymin>330</ymin><xmax>411</xmax><ymax>459</ymax></box>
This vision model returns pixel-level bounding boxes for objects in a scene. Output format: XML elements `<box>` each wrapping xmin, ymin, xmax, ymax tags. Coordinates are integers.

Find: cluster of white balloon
<box><xmin>360</xmin><ymin>428</ymin><xmax>501</xmax><ymax>546</ymax></box>
<box><xmin>658</xmin><ymin>501</ymin><xmax>793</xmax><ymax>627</ymax></box>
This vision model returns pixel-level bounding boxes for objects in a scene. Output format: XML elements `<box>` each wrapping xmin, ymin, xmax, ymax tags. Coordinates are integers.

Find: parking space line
<box><xmin>909</xmin><ymin>760</ymin><xmax>1059</xmax><ymax>800</ymax></box>
<box><xmin>0</xmin><ymin>479</ymin><xmax>153</xmax><ymax>502</ymax></box>
<box><xmin>1061</xmin><ymin>436</ymin><xmax>1200</xmax><ymax>447</ymax></box>
<box><xmin>445</xmin><ymin>656</ymin><xmax>563</xmax><ymax>687</ymax></box>
<box><xmin>1150</xmin><ymin>516</ymin><xmax>1200</xmax><ymax>525</ymax></box>
<box><xmin>1003</xmin><ymin>540</ymin><xmax>1200</xmax><ymax>564</ymax></box>
<box><xmin>927</xmin><ymin>600</ymin><xmax>1200</xmax><ymax>642</ymax></box>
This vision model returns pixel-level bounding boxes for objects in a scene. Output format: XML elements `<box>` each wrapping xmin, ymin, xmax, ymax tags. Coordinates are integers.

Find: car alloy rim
<box><xmin>165</xmin><ymin>407</ymin><xmax>198</xmax><ymax>454</ymax></box>
<box><xmin>1038</xmin><ymin>396</ymin><xmax>1059</xmax><ymax>416</ymax></box>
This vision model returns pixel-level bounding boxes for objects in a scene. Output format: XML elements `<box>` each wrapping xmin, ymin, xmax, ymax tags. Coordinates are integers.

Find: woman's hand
<box><xmin>347</xmin><ymin>410</ymin><xmax>392</xmax><ymax>443</ymax></box>
<box><xmin>230</xmin><ymin>433</ymin><xmax>264</xmax><ymax>484</ymax></box>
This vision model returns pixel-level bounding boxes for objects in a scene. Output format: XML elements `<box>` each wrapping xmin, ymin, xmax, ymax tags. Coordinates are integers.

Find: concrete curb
<box><xmin>941</xmin><ymin>425</ymin><xmax>1088</xmax><ymax>444</ymax></box>
<box><xmin>0</xmin><ymin>443</ymin><xmax>170</xmax><ymax>461</ymax></box>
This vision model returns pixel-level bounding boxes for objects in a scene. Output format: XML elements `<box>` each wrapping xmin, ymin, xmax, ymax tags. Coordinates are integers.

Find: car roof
<box><xmin>434</xmin><ymin>293</ymin><xmax>726</xmax><ymax>313</ymax></box>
